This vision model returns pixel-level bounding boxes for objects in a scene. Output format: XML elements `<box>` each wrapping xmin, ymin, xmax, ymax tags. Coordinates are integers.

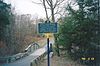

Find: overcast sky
<box><xmin>4</xmin><ymin>0</ymin><xmax>78</xmax><ymax>19</ymax></box>
<box><xmin>5</xmin><ymin>0</ymin><xmax>51</xmax><ymax>18</ymax></box>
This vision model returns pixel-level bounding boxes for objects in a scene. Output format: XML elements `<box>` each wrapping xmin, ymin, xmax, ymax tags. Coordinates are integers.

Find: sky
<box><xmin>4</xmin><ymin>0</ymin><xmax>78</xmax><ymax>19</ymax></box>
<box><xmin>5</xmin><ymin>0</ymin><xmax>51</xmax><ymax>18</ymax></box>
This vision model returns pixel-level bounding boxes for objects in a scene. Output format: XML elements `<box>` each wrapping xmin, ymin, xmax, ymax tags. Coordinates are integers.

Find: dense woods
<box><xmin>0</xmin><ymin>0</ymin><xmax>12</xmax><ymax>56</ymax></box>
<box><xmin>0</xmin><ymin>1</ymin><xmax>43</xmax><ymax>56</ymax></box>
<box><xmin>56</xmin><ymin>0</ymin><xmax>100</xmax><ymax>65</ymax></box>
<box><xmin>57</xmin><ymin>0</ymin><xmax>100</xmax><ymax>64</ymax></box>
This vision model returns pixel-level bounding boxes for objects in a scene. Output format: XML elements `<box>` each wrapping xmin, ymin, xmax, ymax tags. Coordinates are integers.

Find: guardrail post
<box><xmin>30</xmin><ymin>61</ymin><xmax>33</xmax><ymax>66</ymax></box>
<box><xmin>7</xmin><ymin>57</ymin><xmax>12</xmax><ymax>63</ymax></box>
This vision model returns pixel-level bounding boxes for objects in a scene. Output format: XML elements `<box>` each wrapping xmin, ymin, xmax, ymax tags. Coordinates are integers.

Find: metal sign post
<box><xmin>47</xmin><ymin>37</ymin><xmax>50</xmax><ymax>66</ymax></box>
<box><xmin>45</xmin><ymin>33</ymin><xmax>51</xmax><ymax>66</ymax></box>
<box><xmin>38</xmin><ymin>22</ymin><xmax>58</xmax><ymax>66</ymax></box>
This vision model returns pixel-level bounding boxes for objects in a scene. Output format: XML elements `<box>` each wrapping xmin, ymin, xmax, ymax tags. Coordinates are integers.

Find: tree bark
<box><xmin>51</xmin><ymin>8</ymin><xmax>55</xmax><ymax>22</ymax></box>
<box><xmin>43</xmin><ymin>0</ymin><xmax>49</xmax><ymax>21</ymax></box>
<box><xmin>50</xmin><ymin>0</ymin><xmax>55</xmax><ymax>22</ymax></box>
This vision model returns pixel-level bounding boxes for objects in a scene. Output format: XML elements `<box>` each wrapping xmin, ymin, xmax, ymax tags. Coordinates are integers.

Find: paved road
<box><xmin>1</xmin><ymin>38</ymin><xmax>54</xmax><ymax>66</ymax></box>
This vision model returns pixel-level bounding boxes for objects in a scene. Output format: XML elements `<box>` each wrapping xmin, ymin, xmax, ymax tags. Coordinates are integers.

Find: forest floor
<box><xmin>36</xmin><ymin>37</ymin><xmax>86</xmax><ymax>66</ymax></box>
<box><xmin>40</xmin><ymin>51</ymin><xmax>86</xmax><ymax>66</ymax></box>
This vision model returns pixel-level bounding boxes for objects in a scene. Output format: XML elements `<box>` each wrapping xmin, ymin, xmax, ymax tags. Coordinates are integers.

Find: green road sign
<box><xmin>38</xmin><ymin>23</ymin><xmax>58</xmax><ymax>33</ymax></box>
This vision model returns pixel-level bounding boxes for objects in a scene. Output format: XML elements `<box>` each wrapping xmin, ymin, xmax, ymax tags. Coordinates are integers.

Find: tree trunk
<box><xmin>50</xmin><ymin>0</ymin><xmax>59</xmax><ymax>56</ymax></box>
<box><xmin>43</xmin><ymin>0</ymin><xmax>49</xmax><ymax>21</ymax></box>
<box><xmin>51</xmin><ymin>8</ymin><xmax>55</xmax><ymax>22</ymax></box>
<box><xmin>50</xmin><ymin>0</ymin><xmax>55</xmax><ymax>22</ymax></box>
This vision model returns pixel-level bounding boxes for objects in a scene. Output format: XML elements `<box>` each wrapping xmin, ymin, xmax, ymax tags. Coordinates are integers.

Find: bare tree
<box><xmin>32</xmin><ymin>0</ymin><xmax>67</xmax><ymax>22</ymax></box>
<box><xmin>31</xmin><ymin>0</ymin><xmax>67</xmax><ymax>57</ymax></box>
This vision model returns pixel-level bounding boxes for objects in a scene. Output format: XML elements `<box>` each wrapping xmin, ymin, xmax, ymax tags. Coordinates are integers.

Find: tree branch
<box><xmin>43</xmin><ymin>0</ymin><xmax>49</xmax><ymax>20</ymax></box>
<box><xmin>46</xmin><ymin>0</ymin><xmax>51</xmax><ymax>6</ymax></box>
<box><xmin>48</xmin><ymin>0</ymin><xmax>52</xmax><ymax>4</ymax></box>
<box><xmin>32</xmin><ymin>1</ymin><xmax>42</xmax><ymax>4</ymax></box>
<box><xmin>54</xmin><ymin>5</ymin><xmax>65</xmax><ymax>17</ymax></box>
<box><xmin>53</xmin><ymin>0</ymin><xmax>59</xmax><ymax>9</ymax></box>
<box><xmin>53</xmin><ymin>0</ymin><xmax>65</xmax><ymax>9</ymax></box>
<box><xmin>40</xmin><ymin>0</ymin><xmax>43</xmax><ymax>2</ymax></box>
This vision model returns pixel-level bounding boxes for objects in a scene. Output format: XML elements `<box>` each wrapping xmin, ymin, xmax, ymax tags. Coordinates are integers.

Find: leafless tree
<box><xmin>32</xmin><ymin>0</ymin><xmax>67</xmax><ymax>22</ymax></box>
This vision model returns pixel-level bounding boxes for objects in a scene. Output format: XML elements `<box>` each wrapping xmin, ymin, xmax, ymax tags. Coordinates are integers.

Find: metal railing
<box><xmin>0</xmin><ymin>53</ymin><xmax>25</xmax><ymax>63</ymax></box>
<box><xmin>0</xmin><ymin>43</ymin><xmax>40</xmax><ymax>63</ymax></box>
<box><xmin>30</xmin><ymin>51</ymin><xmax>47</xmax><ymax>66</ymax></box>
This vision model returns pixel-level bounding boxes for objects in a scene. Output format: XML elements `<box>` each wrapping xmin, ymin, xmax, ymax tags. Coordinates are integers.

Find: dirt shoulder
<box><xmin>40</xmin><ymin>52</ymin><xmax>86</xmax><ymax>66</ymax></box>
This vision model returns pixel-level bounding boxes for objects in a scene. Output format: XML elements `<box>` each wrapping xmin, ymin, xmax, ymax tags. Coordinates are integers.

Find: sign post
<box><xmin>38</xmin><ymin>22</ymin><xmax>58</xmax><ymax>66</ymax></box>
<box><xmin>47</xmin><ymin>34</ymin><xmax>50</xmax><ymax>66</ymax></box>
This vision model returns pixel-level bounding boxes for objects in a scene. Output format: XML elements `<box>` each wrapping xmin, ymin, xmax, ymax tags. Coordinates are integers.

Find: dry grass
<box><xmin>39</xmin><ymin>51</ymin><xmax>86</xmax><ymax>66</ymax></box>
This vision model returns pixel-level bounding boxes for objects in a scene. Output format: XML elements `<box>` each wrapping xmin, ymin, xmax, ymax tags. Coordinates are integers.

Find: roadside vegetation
<box><xmin>55</xmin><ymin>0</ymin><xmax>100</xmax><ymax>65</ymax></box>
<box><xmin>0</xmin><ymin>0</ymin><xmax>44</xmax><ymax>57</ymax></box>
